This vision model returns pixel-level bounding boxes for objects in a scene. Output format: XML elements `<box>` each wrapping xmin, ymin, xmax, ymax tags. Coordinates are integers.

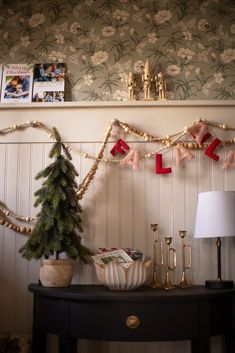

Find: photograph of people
<box><xmin>4</xmin><ymin>75</ymin><xmax>30</xmax><ymax>99</ymax></box>
<box><xmin>33</xmin><ymin>63</ymin><xmax>65</xmax><ymax>82</ymax></box>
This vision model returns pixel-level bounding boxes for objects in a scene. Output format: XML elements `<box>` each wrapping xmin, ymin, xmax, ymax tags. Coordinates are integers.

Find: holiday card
<box><xmin>1</xmin><ymin>64</ymin><xmax>33</xmax><ymax>103</ymax></box>
<box><xmin>92</xmin><ymin>249</ymin><xmax>134</xmax><ymax>268</ymax></box>
<box><xmin>32</xmin><ymin>63</ymin><xmax>66</xmax><ymax>102</ymax></box>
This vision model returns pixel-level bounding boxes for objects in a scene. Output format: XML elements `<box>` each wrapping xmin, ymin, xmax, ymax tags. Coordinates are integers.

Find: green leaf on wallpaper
<box><xmin>98</xmin><ymin>0</ymin><xmax>120</xmax><ymax>11</ymax></box>
<box><xmin>82</xmin><ymin>88</ymin><xmax>105</xmax><ymax>101</ymax></box>
<box><xmin>161</xmin><ymin>29</ymin><xmax>183</xmax><ymax>50</ymax></box>
<box><xmin>214</xmin><ymin>88</ymin><xmax>235</xmax><ymax>100</ymax></box>
<box><xmin>44</xmin><ymin>1</ymin><xmax>68</xmax><ymax>24</ymax></box>
<box><xmin>173</xmin><ymin>0</ymin><xmax>195</xmax><ymax>20</ymax></box>
<box><xmin>83</xmin><ymin>10</ymin><xmax>102</xmax><ymax>23</ymax></box>
<box><xmin>147</xmin><ymin>47</ymin><xmax>164</xmax><ymax>61</ymax></box>
<box><xmin>209</xmin><ymin>4</ymin><xmax>231</xmax><ymax>19</ymax></box>
<box><xmin>175</xmin><ymin>79</ymin><xmax>197</xmax><ymax>100</ymax></box>
<box><xmin>110</xmin><ymin>39</ymin><xmax>132</xmax><ymax>62</ymax></box>
<box><xmin>97</xmin><ymin>71</ymin><xmax>119</xmax><ymax>93</ymax></box>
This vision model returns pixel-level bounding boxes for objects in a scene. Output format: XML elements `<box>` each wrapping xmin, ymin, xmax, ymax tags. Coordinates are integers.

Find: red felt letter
<box><xmin>110</xmin><ymin>139</ymin><xmax>130</xmax><ymax>156</ymax></box>
<box><xmin>156</xmin><ymin>154</ymin><xmax>172</xmax><ymax>174</ymax></box>
<box><xmin>204</xmin><ymin>138</ymin><xmax>221</xmax><ymax>161</ymax></box>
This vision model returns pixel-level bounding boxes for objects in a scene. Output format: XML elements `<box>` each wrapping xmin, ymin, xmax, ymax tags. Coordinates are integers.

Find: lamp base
<box><xmin>205</xmin><ymin>280</ymin><xmax>234</xmax><ymax>289</ymax></box>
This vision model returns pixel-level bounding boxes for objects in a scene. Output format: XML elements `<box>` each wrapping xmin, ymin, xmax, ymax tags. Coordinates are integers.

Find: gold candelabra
<box><xmin>178</xmin><ymin>230</ymin><xmax>192</xmax><ymax>288</ymax></box>
<box><xmin>150</xmin><ymin>224</ymin><xmax>163</xmax><ymax>288</ymax></box>
<box><xmin>163</xmin><ymin>237</ymin><xmax>176</xmax><ymax>290</ymax></box>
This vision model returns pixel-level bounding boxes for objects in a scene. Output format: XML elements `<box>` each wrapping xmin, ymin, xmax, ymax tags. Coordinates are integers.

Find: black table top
<box><xmin>29</xmin><ymin>284</ymin><xmax>235</xmax><ymax>302</ymax></box>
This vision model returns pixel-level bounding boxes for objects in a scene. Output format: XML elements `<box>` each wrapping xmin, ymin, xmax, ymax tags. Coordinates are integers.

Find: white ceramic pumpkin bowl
<box><xmin>94</xmin><ymin>258</ymin><xmax>152</xmax><ymax>290</ymax></box>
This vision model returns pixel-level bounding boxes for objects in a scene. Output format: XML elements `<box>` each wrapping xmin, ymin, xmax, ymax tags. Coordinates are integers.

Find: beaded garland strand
<box><xmin>0</xmin><ymin>118</ymin><xmax>235</xmax><ymax>235</ymax></box>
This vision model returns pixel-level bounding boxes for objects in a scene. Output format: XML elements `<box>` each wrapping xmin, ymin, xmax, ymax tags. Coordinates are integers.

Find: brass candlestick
<box><xmin>142</xmin><ymin>60</ymin><xmax>154</xmax><ymax>101</ymax></box>
<box><xmin>150</xmin><ymin>224</ymin><xmax>163</xmax><ymax>288</ymax></box>
<box><xmin>163</xmin><ymin>237</ymin><xmax>176</xmax><ymax>290</ymax></box>
<box><xmin>178</xmin><ymin>230</ymin><xmax>192</xmax><ymax>288</ymax></box>
<box><xmin>127</xmin><ymin>72</ymin><xmax>137</xmax><ymax>100</ymax></box>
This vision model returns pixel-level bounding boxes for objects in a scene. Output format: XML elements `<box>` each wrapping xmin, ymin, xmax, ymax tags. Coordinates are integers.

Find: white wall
<box><xmin>0</xmin><ymin>101</ymin><xmax>234</xmax><ymax>353</ymax></box>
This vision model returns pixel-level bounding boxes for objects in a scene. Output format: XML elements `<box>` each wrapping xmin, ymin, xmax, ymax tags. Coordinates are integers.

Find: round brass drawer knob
<box><xmin>126</xmin><ymin>315</ymin><xmax>140</xmax><ymax>329</ymax></box>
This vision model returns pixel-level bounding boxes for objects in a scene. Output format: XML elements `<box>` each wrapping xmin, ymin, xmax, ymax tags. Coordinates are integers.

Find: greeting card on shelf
<box><xmin>1</xmin><ymin>64</ymin><xmax>33</xmax><ymax>103</ymax></box>
<box><xmin>32</xmin><ymin>63</ymin><xmax>66</xmax><ymax>103</ymax></box>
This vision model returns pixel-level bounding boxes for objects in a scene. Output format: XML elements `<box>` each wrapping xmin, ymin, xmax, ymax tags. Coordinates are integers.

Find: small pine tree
<box><xmin>19</xmin><ymin>127</ymin><xmax>93</xmax><ymax>263</ymax></box>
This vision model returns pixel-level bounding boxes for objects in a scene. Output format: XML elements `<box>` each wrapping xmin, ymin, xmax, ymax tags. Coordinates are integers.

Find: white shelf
<box><xmin>0</xmin><ymin>100</ymin><xmax>235</xmax><ymax>109</ymax></box>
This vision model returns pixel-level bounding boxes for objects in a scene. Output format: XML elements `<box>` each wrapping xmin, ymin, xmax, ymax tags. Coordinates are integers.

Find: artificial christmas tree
<box><xmin>19</xmin><ymin>127</ymin><xmax>92</xmax><ymax>286</ymax></box>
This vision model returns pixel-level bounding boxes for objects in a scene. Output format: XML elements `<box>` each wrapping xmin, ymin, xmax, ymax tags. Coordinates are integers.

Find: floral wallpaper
<box><xmin>0</xmin><ymin>0</ymin><xmax>234</xmax><ymax>101</ymax></box>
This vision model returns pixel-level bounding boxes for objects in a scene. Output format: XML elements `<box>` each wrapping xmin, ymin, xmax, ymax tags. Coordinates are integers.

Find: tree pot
<box><xmin>39</xmin><ymin>259</ymin><xmax>73</xmax><ymax>287</ymax></box>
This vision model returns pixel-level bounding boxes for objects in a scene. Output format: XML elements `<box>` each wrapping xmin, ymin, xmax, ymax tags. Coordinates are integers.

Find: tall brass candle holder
<box><xmin>150</xmin><ymin>224</ymin><xmax>163</xmax><ymax>288</ymax></box>
<box><xmin>178</xmin><ymin>230</ymin><xmax>192</xmax><ymax>288</ymax></box>
<box><xmin>163</xmin><ymin>237</ymin><xmax>176</xmax><ymax>290</ymax></box>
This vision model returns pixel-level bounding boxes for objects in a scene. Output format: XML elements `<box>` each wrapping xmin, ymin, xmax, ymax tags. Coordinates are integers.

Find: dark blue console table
<box><xmin>29</xmin><ymin>284</ymin><xmax>235</xmax><ymax>353</ymax></box>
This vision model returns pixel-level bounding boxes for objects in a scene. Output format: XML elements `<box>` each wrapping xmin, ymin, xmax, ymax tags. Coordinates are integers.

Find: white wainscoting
<box><xmin>0</xmin><ymin>101</ymin><xmax>234</xmax><ymax>353</ymax></box>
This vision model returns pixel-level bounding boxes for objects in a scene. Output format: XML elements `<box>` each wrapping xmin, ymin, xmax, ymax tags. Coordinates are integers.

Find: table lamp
<box><xmin>194</xmin><ymin>190</ymin><xmax>235</xmax><ymax>289</ymax></box>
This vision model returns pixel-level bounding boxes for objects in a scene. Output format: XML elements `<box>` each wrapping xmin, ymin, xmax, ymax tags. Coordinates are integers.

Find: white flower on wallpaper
<box><xmin>221</xmin><ymin>49</ymin><xmax>235</xmax><ymax>63</ymax></box>
<box><xmin>213</xmin><ymin>73</ymin><xmax>224</xmax><ymax>84</ymax></box>
<box><xmin>91</xmin><ymin>51</ymin><xmax>109</xmax><ymax>65</ymax></box>
<box><xmin>177</xmin><ymin>48</ymin><xmax>195</xmax><ymax>61</ymax></box>
<box><xmin>21</xmin><ymin>36</ymin><xmax>30</xmax><ymax>48</ymax></box>
<box><xmin>154</xmin><ymin>10</ymin><xmax>172</xmax><ymax>24</ymax></box>
<box><xmin>48</xmin><ymin>51</ymin><xmax>66</xmax><ymax>62</ymax></box>
<box><xmin>83</xmin><ymin>74</ymin><xmax>93</xmax><ymax>86</ymax></box>
<box><xmin>0</xmin><ymin>0</ymin><xmax>234</xmax><ymax>100</ymax></box>
<box><xmin>198</xmin><ymin>19</ymin><xmax>209</xmax><ymax>31</ymax></box>
<box><xmin>28</xmin><ymin>13</ymin><xmax>45</xmax><ymax>28</ymax></box>
<box><xmin>102</xmin><ymin>26</ymin><xmax>116</xmax><ymax>37</ymax></box>
<box><xmin>113</xmin><ymin>9</ymin><xmax>129</xmax><ymax>22</ymax></box>
<box><xmin>167</xmin><ymin>65</ymin><xmax>181</xmax><ymax>77</ymax></box>
<box><xmin>134</xmin><ymin>60</ymin><xmax>145</xmax><ymax>73</ymax></box>
<box><xmin>113</xmin><ymin>90</ymin><xmax>128</xmax><ymax>101</ymax></box>
<box><xmin>55</xmin><ymin>34</ymin><xmax>65</xmax><ymax>44</ymax></box>
<box><xmin>147</xmin><ymin>33</ymin><xmax>158</xmax><ymax>44</ymax></box>
<box><xmin>70</xmin><ymin>22</ymin><xmax>81</xmax><ymax>33</ymax></box>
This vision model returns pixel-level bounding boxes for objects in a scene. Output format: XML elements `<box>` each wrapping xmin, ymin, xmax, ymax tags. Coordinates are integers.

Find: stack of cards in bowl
<box><xmin>93</xmin><ymin>248</ymin><xmax>152</xmax><ymax>290</ymax></box>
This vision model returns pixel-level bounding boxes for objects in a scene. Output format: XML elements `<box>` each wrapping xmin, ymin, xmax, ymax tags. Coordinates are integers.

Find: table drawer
<box><xmin>70</xmin><ymin>300</ymin><xmax>198</xmax><ymax>341</ymax></box>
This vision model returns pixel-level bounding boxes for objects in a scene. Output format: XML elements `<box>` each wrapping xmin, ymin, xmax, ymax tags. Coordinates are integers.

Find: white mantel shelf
<box><xmin>0</xmin><ymin>100</ymin><xmax>235</xmax><ymax>109</ymax></box>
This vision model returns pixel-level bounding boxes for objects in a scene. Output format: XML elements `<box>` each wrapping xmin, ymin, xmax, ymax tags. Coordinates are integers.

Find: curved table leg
<box><xmin>32</xmin><ymin>327</ymin><xmax>47</xmax><ymax>353</ymax></box>
<box><xmin>191</xmin><ymin>338</ymin><xmax>210</xmax><ymax>353</ymax></box>
<box><xmin>59</xmin><ymin>336</ymin><xmax>77</xmax><ymax>353</ymax></box>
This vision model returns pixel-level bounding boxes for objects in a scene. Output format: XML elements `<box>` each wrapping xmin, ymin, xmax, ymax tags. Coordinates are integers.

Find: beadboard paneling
<box><xmin>0</xmin><ymin>104</ymin><xmax>234</xmax><ymax>353</ymax></box>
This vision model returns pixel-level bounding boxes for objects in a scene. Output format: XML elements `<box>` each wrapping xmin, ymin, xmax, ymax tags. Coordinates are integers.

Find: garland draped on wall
<box><xmin>0</xmin><ymin>117</ymin><xmax>235</xmax><ymax>235</ymax></box>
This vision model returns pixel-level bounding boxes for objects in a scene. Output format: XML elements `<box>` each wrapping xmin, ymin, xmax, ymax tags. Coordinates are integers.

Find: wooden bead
<box><xmin>0</xmin><ymin>218</ymin><xmax>5</xmax><ymax>225</ymax></box>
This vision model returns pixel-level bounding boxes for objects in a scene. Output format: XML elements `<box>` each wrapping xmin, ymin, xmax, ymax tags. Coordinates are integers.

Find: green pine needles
<box><xmin>19</xmin><ymin>127</ymin><xmax>93</xmax><ymax>263</ymax></box>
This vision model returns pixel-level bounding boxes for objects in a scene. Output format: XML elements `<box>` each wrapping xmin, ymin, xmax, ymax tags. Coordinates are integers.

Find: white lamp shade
<box><xmin>194</xmin><ymin>191</ymin><xmax>235</xmax><ymax>238</ymax></box>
